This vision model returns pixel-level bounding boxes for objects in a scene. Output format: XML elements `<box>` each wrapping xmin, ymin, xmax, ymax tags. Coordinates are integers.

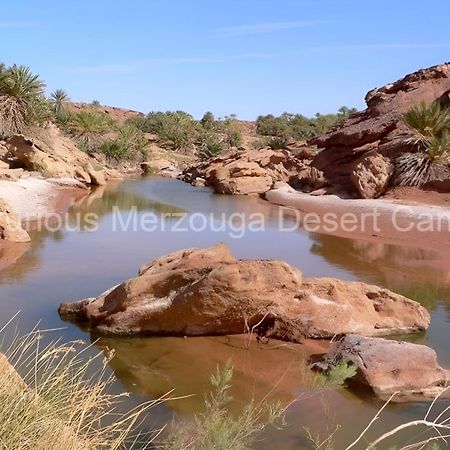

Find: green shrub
<box><xmin>267</xmin><ymin>135</ymin><xmax>289</xmax><ymax>150</ymax></box>
<box><xmin>145</xmin><ymin>111</ymin><xmax>199</xmax><ymax>151</ymax></box>
<box><xmin>100</xmin><ymin>124</ymin><xmax>148</xmax><ymax>161</ymax></box>
<box><xmin>198</xmin><ymin>132</ymin><xmax>224</xmax><ymax>160</ymax></box>
<box><xmin>165</xmin><ymin>365</ymin><xmax>285</xmax><ymax>450</ymax></box>
<box><xmin>200</xmin><ymin>111</ymin><xmax>216</xmax><ymax>129</ymax></box>
<box><xmin>69</xmin><ymin>110</ymin><xmax>112</xmax><ymax>152</ymax></box>
<box><xmin>256</xmin><ymin>107</ymin><xmax>357</xmax><ymax>141</ymax></box>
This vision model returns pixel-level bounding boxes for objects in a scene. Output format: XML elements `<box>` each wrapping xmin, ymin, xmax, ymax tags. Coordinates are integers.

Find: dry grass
<box><xmin>0</xmin><ymin>317</ymin><xmax>168</xmax><ymax>450</ymax></box>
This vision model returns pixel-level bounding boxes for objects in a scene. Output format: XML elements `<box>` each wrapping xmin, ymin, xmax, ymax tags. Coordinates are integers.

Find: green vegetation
<box><xmin>255</xmin><ymin>106</ymin><xmax>357</xmax><ymax>142</ymax></box>
<box><xmin>397</xmin><ymin>101</ymin><xmax>450</xmax><ymax>186</ymax></box>
<box><xmin>0</xmin><ymin>64</ymin><xmax>46</xmax><ymax>136</ymax></box>
<box><xmin>165</xmin><ymin>365</ymin><xmax>285</xmax><ymax>450</ymax></box>
<box><xmin>50</xmin><ymin>89</ymin><xmax>70</xmax><ymax>117</ymax></box>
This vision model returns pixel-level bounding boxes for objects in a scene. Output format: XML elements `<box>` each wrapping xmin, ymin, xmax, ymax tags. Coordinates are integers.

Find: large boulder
<box><xmin>182</xmin><ymin>149</ymin><xmax>310</xmax><ymax>195</ymax></box>
<box><xmin>350</xmin><ymin>153</ymin><xmax>394</xmax><ymax>199</ymax></box>
<box><xmin>6</xmin><ymin>123</ymin><xmax>106</xmax><ymax>185</ymax></box>
<box><xmin>0</xmin><ymin>198</ymin><xmax>30</xmax><ymax>242</ymax></box>
<box><xmin>310</xmin><ymin>63</ymin><xmax>450</xmax><ymax>197</ymax></box>
<box><xmin>59</xmin><ymin>244</ymin><xmax>430</xmax><ymax>340</ymax></box>
<box><xmin>313</xmin><ymin>334</ymin><xmax>450</xmax><ymax>401</ymax></box>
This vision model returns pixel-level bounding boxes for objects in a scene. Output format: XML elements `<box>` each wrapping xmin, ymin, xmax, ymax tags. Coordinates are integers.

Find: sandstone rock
<box><xmin>182</xmin><ymin>149</ymin><xmax>309</xmax><ymax>195</ymax></box>
<box><xmin>297</xmin><ymin>278</ymin><xmax>429</xmax><ymax>337</ymax></box>
<box><xmin>310</xmin><ymin>63</ymin><xmax>450</xmax><ymax>196</ymax></box>
<box><xmin>289</xmin><ymin>166</ymin><xmax>326</xmax><ymax>191</ymax></box>
<box><xmin>0</xmin><ymin>168</ymin><xmax>24</xmax><ymax>181</ymax></box>
<box><xmin>59</xmin><ymin>244</ymin><xmax>430</xmax><ymax>340</ymax></box>
<box><xmin>0</xmin><ymin>198</ymin><xmax>30</xmax><ymax>242</ymax></box>
<box><xmin>350</xmin><ymin>153</ymin><xmax>394</xmax><ymax>199</ymax></box>
<box><xmin>313</xmin><ymin>334</ymin><xmax>450</xmax><ymax>401</ymax></box>
<box><xmin>6</xmin><ymin>123</ymin><xmax>107</xmax><ymax>186</ymax></box>
<box><xmin>0</xmin><ymin>160</ymin><xmax>9</xmax><ymax>169</ymax></box>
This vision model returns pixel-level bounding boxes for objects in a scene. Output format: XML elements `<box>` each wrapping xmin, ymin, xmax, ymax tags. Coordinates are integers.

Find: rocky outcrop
<box><xmin>0</xmin><ymin>198</ymin><xmax>30</xmax><ymax>242</ymax></box>
<box><xmin>182</xmin><ymin>149</ymin><xmax>314</xmax><ymax>195</ymax></box>
<box><xmin>313</xmin><ymin>334</ymin><xmax>450</xmax><ymax>401</ymax></box>
<box><xmin>350</xmin><ymin>153</ymin><xmax>394</xmax><ymax>199</ymax></box>
<box><xmin>6</xmin><ymin>123</ymin><xmax>107</xmax><ymax>186</ymax></box>
<box><xmin>310</xmin><ymin>63</ymin><xmax>450</xmax><ymax>197</ymax></box>
<box><xmin>59</xmin><ymin>244</ymin><xmax>430</xmax><ymax>339</ymax></box>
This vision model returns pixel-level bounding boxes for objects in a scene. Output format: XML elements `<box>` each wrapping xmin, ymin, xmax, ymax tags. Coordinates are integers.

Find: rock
<box><xmin>141</xmin><ymin>159</ymin><xmax>172</xmax><ymax>173</ymax></box>
<box><xmin>289</xmin><ymin>166</ymin><xmax>326</xmax><ymax>191</ymax></box>
<box><xmin>0</xmin><ymin>198</ymin><xmax>30</xmax><ymax>242</ymax></box>
<box><xmin>310</xmin><ymin>63</ymin><xmax>450</xmax><ymax>197</ymax></box>
<box><xmin>104</xmin><ymin>168</ymin><xmax>123</xmax><ymax>180</ymax></box>
<box><xmin>6</xmin><ymin>123</ymin><xmax>107</xmax><ymax>186</ymax></box>
<box><xmin>313</xmin><ymin>334</ymin><xmax>450</xmax><ymax>401</ymax></box>
<box><xmin>182</xmin><ymin>149</ymin><xmax>309</xmax><ymax>195</ymax></box>
<box><xmin>0</xmin><ymin>168</ymin><xmax>24</xmax><ymax>181</ymax></box>
<box><xmin>87</xmin><ymin>168</ymin><xmax>106</xmax><ymax>186</ymax></box>
<box><xmin>0</xmin><ymin>160</ymin><xmax>9</xmax><ymax>169</ymax></box>
<box><xmin>193</xmin><ymin>177</ymin><xmax>206</xmax><ymax>187</ymax></box>
<box><xmin>350</xmin><ymin>153</ymin><xmax>394</xmax><ymax>199</ymax></box>
<box><xmin>59</xmin><ymin>244</ymin><xmax>430</xmax><ymax>340</ymax></box>
<box><xmin>297</xmin><ymin>278</ymin><xmax>429</xmax><ymax>337</ymax></box>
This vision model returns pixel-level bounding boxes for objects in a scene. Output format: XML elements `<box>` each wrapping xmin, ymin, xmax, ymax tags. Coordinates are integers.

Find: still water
<box><xmin>1</xmin><ymin>177</ymin><xmax>450</xmax><ymax>449</ymax></box>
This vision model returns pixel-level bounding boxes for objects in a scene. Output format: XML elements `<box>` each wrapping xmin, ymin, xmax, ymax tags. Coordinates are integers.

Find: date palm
<box><xmin>69</xmin><ymin>110</ymin><xmax>110</xmax><ymax>151</ymax></box>
<box><xmin>396</xmin><ymin>101</ymin><xmax>450</xmax><ymax>186</ymax></box>
<box><xmin>0</xmin><ymin>64</ymin><xmax>45</xmax><ymax>135</ymax></box>
<box><xmin>50</xmin><ymin>89</ymin><xmax>70</xmax><ymax>116</ymax></box>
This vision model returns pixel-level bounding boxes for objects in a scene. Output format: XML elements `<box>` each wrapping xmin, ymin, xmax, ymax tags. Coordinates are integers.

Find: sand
<box><xmin>266</xmin><ymin>182</ymin><xmax>450</xmax><ymax>256</ymax></box>
<box><xmin>0</xmin><ymin>176</ymin><xmax>87</xmax><ymax>221</ymax></box>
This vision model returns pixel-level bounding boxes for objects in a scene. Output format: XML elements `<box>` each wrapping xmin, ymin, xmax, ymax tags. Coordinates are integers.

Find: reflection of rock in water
<box><xmin>0</xmin><ymin>241</ymin><xmax>31</xmax><ymax>275</ymax></box>
<box><xmin>95</xmin><ymin>334</ymin><xmax>328</xmax><ymax>417</ymax></box>
<box><xmin>309</xmin><ymin>233</ymin><xmax>450</xmax><ymax>309</ymax></box>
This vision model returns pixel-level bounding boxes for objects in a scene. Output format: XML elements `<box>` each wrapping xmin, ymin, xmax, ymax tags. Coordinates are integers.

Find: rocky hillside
<box><xmin>310</xmin><ymin>63</ymin><xmax>450</xmax><ymax>198</ymax></box>
<box><xmin>68</xmin><ymin>102</ymin><xmax>143</xmax><ymax>123</ymax></box>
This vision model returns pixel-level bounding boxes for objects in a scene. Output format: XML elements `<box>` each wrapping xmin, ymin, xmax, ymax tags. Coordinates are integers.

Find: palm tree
<box><xmin>69</xmin><ymin>110</ymin><xmax>109</xmax><ymax>151</ymax></box>
<box><xmin>0</xmin><ymin>64</ymin><xmax>45</xmax><ymax>135</ymax></box>
<box><xmin>49</xmin><ymin>89</ymin><xmax>70</xmax><ymax>116</ymax></box>
<box><xmin>396</xmin><ymin>101</ymin><xmax>450</xmax><ymax>187</ymax></box>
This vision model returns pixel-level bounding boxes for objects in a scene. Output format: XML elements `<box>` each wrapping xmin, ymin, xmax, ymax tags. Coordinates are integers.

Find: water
<box><xmin>1</xmin><ymin>177</ymin><xmax>450</xmax><ymax>449</ymax></box>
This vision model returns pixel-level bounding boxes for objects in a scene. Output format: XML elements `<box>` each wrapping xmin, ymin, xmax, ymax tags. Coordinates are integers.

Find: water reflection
<box><xmin>1</xmin><ymin>177</ymin><xmax>450</xmax><ymax>449</ymax></box>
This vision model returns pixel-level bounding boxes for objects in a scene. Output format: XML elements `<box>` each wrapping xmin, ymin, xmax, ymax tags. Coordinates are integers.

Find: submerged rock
<box><xmin>312</xmin><ymin>334</ymin><xmax>450</xmax><ymax>401</ymax></box>
<box><xmin>59</xmin><ymin>244</ymin><xmax>430</xmax><ymax>340</ymax></box>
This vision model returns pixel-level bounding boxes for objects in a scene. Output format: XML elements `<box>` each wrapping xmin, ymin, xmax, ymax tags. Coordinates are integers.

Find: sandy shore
<box><xmin>0</xmin><ymin>176</ymin><xmax>87</xmax><ymax>222</ymax></box>
<box><xmin>266</xmin><ymin>182</ymin><xmax>450</xmax><ymax>257</ymax></box>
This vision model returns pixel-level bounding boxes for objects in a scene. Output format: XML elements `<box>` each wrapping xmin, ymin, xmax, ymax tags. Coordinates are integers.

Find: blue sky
<box><xmin>2</xmin><ymin>0</ymin><xmax>450</xmax><ymax>119</ymax></box>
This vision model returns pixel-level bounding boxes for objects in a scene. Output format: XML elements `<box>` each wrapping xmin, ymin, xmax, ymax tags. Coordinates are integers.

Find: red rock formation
<box><xmin>310</xmin><ymin>63</ymin><xmax>450</xmax><ymax>197</ymax></box>
<box><xmin>59</xmin><ymin>244</ymin><xmax>430</xmax><ymax>339</ymax></box>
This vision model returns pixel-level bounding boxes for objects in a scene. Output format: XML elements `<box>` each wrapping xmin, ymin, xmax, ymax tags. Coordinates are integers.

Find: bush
<box><xmin>100</xmin><ymin>124</ymin><xmax>148</xmax><ymax>161</ymax></box>
<box><xmin>256</xmin><ymin>107</ymin><xmax>357</xmax><ymax>141</ymax></box>
<box><xmin>200</xmin><ymin>111</ymin><xmax>216</xmax><ymax>129</ymax></box>
<box><xmin>198</xmin><ymin>131</ymin><xmax>224</xmax><ymax>160</ymax></box>
<box><xmin>165</xmin><ymin>365</ymin><xmax>285</xmax><ymax>450</ymax></box>
<box><xmin>0</xmin><ymin>325</ymin><xmax>157</xmax><ymax>450</ymax></box>
<box><xmin>145</xmin><ymin>111</ymin><xmax>199</xmax><ymax>151</ymax></box>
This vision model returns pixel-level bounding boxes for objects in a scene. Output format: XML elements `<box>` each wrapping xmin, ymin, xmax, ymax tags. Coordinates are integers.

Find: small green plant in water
<box><xmin>165</xmin><ymin>365</ymin><xmax>285</xmax><ymax>450</ymax></box>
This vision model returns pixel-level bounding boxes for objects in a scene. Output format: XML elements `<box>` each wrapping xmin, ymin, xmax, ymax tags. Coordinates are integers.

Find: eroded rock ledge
<box><xmin>59</xmin><ymin>243</ymin><xmax>430</xmax><ymax>339</ymax></box>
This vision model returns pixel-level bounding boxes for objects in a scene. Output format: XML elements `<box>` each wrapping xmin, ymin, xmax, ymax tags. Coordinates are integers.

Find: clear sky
<box><xmin>2</xmin><ymin>0</ymin><xmax>450</xmax><ymax>119</ymax></box>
